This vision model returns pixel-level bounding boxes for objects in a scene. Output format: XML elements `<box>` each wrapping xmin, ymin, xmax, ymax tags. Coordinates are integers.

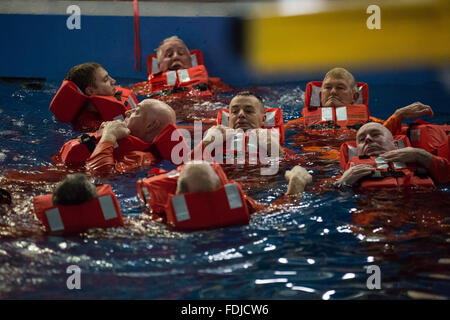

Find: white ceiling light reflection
<box><xmin>275</xmin><ymin>271</ymin><xmax>297</xmax><ymax>276</ymax></box>
<box><xmin>264</xmin><ymin>245</ymin><xmax>276</xmax><ymax>252</ymax></box>
<box><xmin>342</xmin><ymin>273</ymin><xmax>356</xmax><ymax>280</ymax></box>
<box><xmin>278</xmin><ymin>258</ymin><xmax>288</xmax><ymax>264</ymax></box>
<box><xmin>307</xmin><ymin>258</ymin><xmax>315</xmax><ymax>265</ymax></box>
<box><xmin>279</xmin><ymin>0</ymin><xmax>327</xmax><ymax>17</ymax></box>
<box><xmin>286</xmin><ymin>283</ymin><xmax>316</xmax><ymax>293</ymax></box>
<box><xmin>255</xmin><ymin>278</ymin><xmax>288</xmax><ymax>285</ymax></box>
<box><xmin>322</xmin><ymin>290</ymin><xmax>336</xmax><ymax>300</ymax></box>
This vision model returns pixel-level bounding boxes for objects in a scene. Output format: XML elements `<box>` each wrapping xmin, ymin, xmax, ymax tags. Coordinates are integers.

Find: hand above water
<box><xmin>99</xmin><ymin>120</ymin><xmax>130</xmax><ymax>144</ymax></box>
<box><xmin>380</xmin><ymin>147</ymin><xmax>432</xmax><ymax>168</ymax></box>
<box><xmin>285</xmin><ymin>165</ymin><xmax>312</xmax><ymax>195</ymax></box>
<box><xmin>394</xmin><ymin>102</ymin><xmax>433</xmax><ymax>120</ymax></box>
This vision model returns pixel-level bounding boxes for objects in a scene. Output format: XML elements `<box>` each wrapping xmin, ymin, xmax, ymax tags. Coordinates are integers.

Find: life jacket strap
<box><xmin>77</xmin><ymin>133</ymin><xmax>97</xmax><ymax>153</ymax></box>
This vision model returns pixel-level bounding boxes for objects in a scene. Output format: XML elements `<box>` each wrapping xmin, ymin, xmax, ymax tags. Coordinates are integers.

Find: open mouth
<box><xmin>169</xmin><ymin>62</ymin><xmax>183</xmax><ymax>70</ymax></box>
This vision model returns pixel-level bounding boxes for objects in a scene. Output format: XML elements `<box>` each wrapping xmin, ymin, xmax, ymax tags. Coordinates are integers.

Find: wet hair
<box><xmin>65</xmin><ymin>62</ymin><xmax>102</xmax><ymax>94</ymax></box>
<box><xmin>156</xmin><ymin>35</ymin><xmax>189</xmax><ymax>61</ymax></box>
<box><xmin>323</xmin><ymin>67</ymin><xmax>357</xmax><ymax>92</ymax></box>
<box><xmin>232</xmin><ymin>91</ymin><xmax>265</xmax><ymax>113</ymax></box>
<box><xmin>52</xmin><ymin>173</ymin><xmax>98</xmax><ymax>206</ymax></box>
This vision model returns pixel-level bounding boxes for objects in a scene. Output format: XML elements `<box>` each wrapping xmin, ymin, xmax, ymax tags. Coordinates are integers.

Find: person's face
<box><xmin>320</xmin><ymin>77</ymin><xmax>357</xmax><ymax>107</ymax></box>
<box><xmin>87</xmin><ymin>67</ymin><xmax>116</xmax><ymax>96</ymax></box>
<box><xmin>124</xmin><ymin>103</ymin><xmax>152</xmax><ymax>141</ymax></box>
<box><xmin>356</xmin><ymin>123</ymin><xmax>397</xmax><ymax>157</ymax></box>
<box><xmin>228</xmin><ymin>96</ymin><xmax>265</xmax><ymax>130</ymax></box>
<box><xmin>158</xmin><ymin>40</ymin><xmax>192</xmax><ymax>72</ymax></box>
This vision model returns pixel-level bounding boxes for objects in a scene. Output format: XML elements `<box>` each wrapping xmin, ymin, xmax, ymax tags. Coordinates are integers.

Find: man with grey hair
<box><xmin>156</xmin><ymin>36</ymin><xmax>193</xmax><ymax>72</ymax></box>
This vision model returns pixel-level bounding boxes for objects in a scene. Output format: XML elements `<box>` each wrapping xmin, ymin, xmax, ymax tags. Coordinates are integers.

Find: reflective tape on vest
<box><xmin>231</xmin><ymin>133</ymin><xmax>244</xmax><ymax>152</ymax></box>
<box><xmin>224</xmin><ymin>184</ymin><xmax>243</xmax><ymax>210</ymax></box>
<box><xmin>246</xmin><ymin>132</ymin><xmax>258</xmax><ymax>153</ymax></box>
<box><xmin>321</xmin><ymin>107</ymin><xmax>333</xmax><ymax>121</ymax></box>
<box><xmin>177</xmin><ymin>69</ymin><xmax>190</xmax><ymax>83</ymax></box>
<box><xmin>128</xmin><ymin>96</ymin><xmax>137</xmax><ymax>109</ymax></box>
<box><xmin>410</xmin><ymin>129</ymin><xmax>420</xmax><ymax>142</ymax></box>
<box><xmin>98</xmin><ymin>195</ymin><xmax>118</xmax><ymax>220</ymax></box>
<box><xmin>142</xmin><ymin>186</ymin><xmax>151</xmax><ymax>201</ymax></box>
<box><xmin>374</xmin><ymin>157</ymin><xmax>389</xmax><ymax>169</ymax></box>
<box><xmin>393</xmin><ymin>162</ymin><xmax>407</xmax><ymax>169</ymax></box>
<box><xmin>397</xmin><ymin>139</ymin><xmax>406</xmax><ymax>149</ymax></box>
<box><xmin>221</xmin><ymin>112</ymin><xmax>229</xmax><ymax>127</ymax></box>
<box><xmin>152</xmin><ymin>59</ymin><xmax>159</xmax><ymax>75</ymax></box>
<box><xmin>166</xmin><ymin>71</ymin><xmax>177</xmax><ymax>86</ymax></box>
<box><xmin>45</xmin><ymin>208</ymin><xmax>64</xmax><ymax>232</ymax></box>
<box><xmin>113</xmin><ymin>114</ymin><xmax>124</xmax><ymax>121</ymax></box>
<box><xmin>171</xmin><ymin>195</ymin><xmax>190</xmax><ymax>222</ymax></box>
<box><xmin>191</xmin><ymin>54</ymin><xmax>198</xmax><ymax>67</ymax></box>
<box><xmin>348</xmin><ymin>146</ymin><xmax>358</xmax><ymax>161</ymax></box>
<box><xmin>355</xmin><ymin>86</ymin><xmax>364</xmax><ymax>105</ymax></box>
<box><xmin>167</xmin><ymin>171</ymin><xmax>180</xmax><ymax>178</ymax></box>
<box><xmin>264</xmin><ymin>111</ymin><xmax>276</xmax><ymax>127</ymax></box>
<box><xmin>336</xmin><ymin>106</ymin><xmax>348</xmax><ymax>121</ymax></box>
<box><xmin>311</xmin><ymin>86</ymin><xmax>321</xmax><ymax>107</ymax></box>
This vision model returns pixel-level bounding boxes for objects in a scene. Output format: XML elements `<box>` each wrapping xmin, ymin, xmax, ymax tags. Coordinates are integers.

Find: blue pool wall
<box><xmin>1</xmin><ymin>13</ymin><xmax>449</xmax><ymax>119</ymax></box>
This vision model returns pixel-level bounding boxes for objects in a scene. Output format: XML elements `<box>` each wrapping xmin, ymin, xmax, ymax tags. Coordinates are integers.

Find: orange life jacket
<box><xmin>217</xmin><ymin>107</ymin><xmax>285</xmax><ymax>145</ymax></box>
<box><xmin>50</xmin><ymin>80</ymin><xmax>137</xmax><ymax>124</ymax></box>
<box><xmin>210</xmin><ymin>108</ymin><xmax>292</xmax><ymax>162</ymax></box>
<box><xmin>346</xmin><ymin>155</ymin><xmax>435</xmax><ymax>190</ymax></box>
<box><xmin>302</xmin><ymin>81</ymin><xmax>370</xmax><ymax>129</ymax></box>
<box><xmin>340</xmin><ymin>135</ymin><xmax>411</xmax><ymax>170</ymax></box>
<box><xmin>52</xmin><ymin>124</ymin><xmax>189</xmax><ymax>167</ymax></box>
<box><xmin>147</xmin><ymin>49</ymin><xmax>204</xmax><ymax>76</ymax></box>
<box><xmin>401</xmin><ymin>120</ymin><xmax>450</xmax><ymax>160</ymax></box>
<box><xmin>136</xmin><ymin>163</ymin><xmax>250</xmax><ymax>231</ymax></box>
<box><xmin>340</xmin><ymin>135</ymin><xmax>435</xmax><ymax>189</ymax></box>
<box><xmin>33</xmin><ymin>184</ymin><xmax>124</xmax><ymax>235</ymax></box>
<box><xmin>202</xmin><ymin>129</ymin><xmax>288</xmax><ymax>164</ymax></box>
<box><xmin>147</xmin><ymin>65</ymin><xmax>212</xmax><ymax>98</ymax></box>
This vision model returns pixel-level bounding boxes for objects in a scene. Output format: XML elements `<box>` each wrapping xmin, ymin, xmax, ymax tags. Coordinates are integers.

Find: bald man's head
<box><xmin>356</xmin><ymin>123</ymin><xmax>397</xmax><ymax>157</ymax></box>
<box><xmin>125</xmin><ymin>98</ymin><xmax>176</xmax><ymax>143</ymax></box>
<box><xmin>176</xmin><ymin>161</ymin><xmax>221</xmax><ymax>194</ymax></box>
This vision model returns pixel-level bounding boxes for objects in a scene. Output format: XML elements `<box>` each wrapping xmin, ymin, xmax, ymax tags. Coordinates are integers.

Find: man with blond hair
<box><xmin>320</xmin><ymin>67</ymin><xmax>360</xmax><ymax>108</ymax></box>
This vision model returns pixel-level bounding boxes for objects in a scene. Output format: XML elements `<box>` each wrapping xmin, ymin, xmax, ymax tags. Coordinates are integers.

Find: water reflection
<box><xmin>0</xmin><ymin>80</ymin><xmax>449</xmax><ymax>299</ymax></box>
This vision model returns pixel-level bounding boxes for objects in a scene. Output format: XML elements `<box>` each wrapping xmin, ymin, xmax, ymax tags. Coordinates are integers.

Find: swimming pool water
<box><xmin>0</xmin><ymin>77</ymin><xmax>449</xmax><ymax>300</ymax></box>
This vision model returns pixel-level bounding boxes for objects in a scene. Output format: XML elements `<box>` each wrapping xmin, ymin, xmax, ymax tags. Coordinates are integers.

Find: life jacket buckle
<box><xmin>77</xmin><ymin>133</ymin><xmax>97</xmax><ymax>153</ymax></box>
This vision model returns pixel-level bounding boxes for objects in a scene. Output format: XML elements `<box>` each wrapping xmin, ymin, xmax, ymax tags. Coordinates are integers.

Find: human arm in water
<box><xmin>384</xmin><ymin>102</ymin><xmax>433</xmax><ymax>135</ymax></box>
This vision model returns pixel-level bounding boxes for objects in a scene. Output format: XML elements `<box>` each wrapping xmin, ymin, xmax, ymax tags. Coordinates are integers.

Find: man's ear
<box><xmin>352</xmin><ymin>91</ymin><xmax>360</xmax><ymax>104</ymax></box>
<box><xmin>85</xmin><ymin>86</ymin><xmax>95</xmax><ymax>96</ymax></box>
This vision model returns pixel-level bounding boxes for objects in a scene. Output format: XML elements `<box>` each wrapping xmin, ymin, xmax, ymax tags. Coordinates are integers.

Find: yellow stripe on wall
<box><xmin>244</xmin><ymin>0</ymin><xmax>450</xmax><ymax>73</ymax></box>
